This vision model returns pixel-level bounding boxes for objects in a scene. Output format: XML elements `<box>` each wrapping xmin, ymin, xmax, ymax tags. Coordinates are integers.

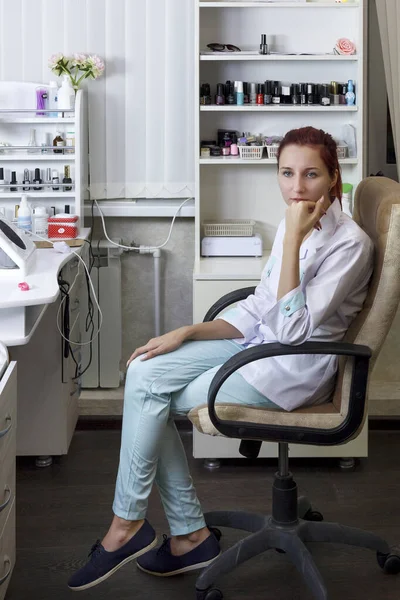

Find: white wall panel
<box><xmin>0</xmin><ymin>0</ymin><xmax>195</xmax><ymax>199</ymax></box>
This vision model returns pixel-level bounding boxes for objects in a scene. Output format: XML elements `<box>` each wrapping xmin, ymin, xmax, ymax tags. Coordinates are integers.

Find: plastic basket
<box><xmin>238</xmin><ymin>145</ymin><xmax>264</xmax><ymax>160</ymax></box>
<box><xmin>203</xmin><ymin>219</ymin><xmax>255</xmax><ymax>237</ymax></box>
<box><xmin>265</xmin><ymin>144</ymin><xmax>280</xmax><ymax>159</ymax></box>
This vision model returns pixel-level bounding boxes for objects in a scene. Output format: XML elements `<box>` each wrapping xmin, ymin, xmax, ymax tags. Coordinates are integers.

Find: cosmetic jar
<box><xmin>201</xmin><ymin>147</ymin><xmax>211</xmax><ymax>158</ymax></box>
<box><xmin>210</xmin><ymin>146</ymin><xmax>221</xmax><ymax>157</ymax></box>
<box><xmin>221</xmin><ymin>146</ymin><xmax>230</xmax><ymax>156</ymax></box>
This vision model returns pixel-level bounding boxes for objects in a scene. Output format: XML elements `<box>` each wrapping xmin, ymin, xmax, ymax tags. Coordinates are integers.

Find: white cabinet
<box><xmin>0</xmin><ymin>361</ymin><xmax>17</xmax><ymax>600</ymax></box>
<box><xmin>0</xmin><ymin>85</ymin><xmax>88</xmax><ymax>222</ymax></box>
<box><xmin>193</xmin><ymin>0</ymin><xmax>367</xmax><ymax>459</ymax></box>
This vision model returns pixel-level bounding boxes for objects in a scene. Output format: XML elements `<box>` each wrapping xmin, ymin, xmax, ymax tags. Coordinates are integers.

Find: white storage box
<box><xmin>201</xmin><ymin>233</ymin><xmax>263</xmax><ymax>257</ymax></box>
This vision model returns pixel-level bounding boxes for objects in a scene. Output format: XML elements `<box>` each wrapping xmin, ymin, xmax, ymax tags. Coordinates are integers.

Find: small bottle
<box><xmin>17</xmin><ymin>195</ymin><xmax>32</xmax><ymax>232</ymax></box>
<box><xmin>281</xmin><ymin>84</ymin><xmax>291</xmax><ymax>105</ymax></box>
<box><xmin>330</xmin><ymin>81</ymin><xmax>339</xmax><ymax>105</ymax></box>
<box><xmin>264</xmin><ymin>80</ymin><xmax>272</xmax><ymax>105</ymax></box>
<box><xmin>65</xmin><ymin>130</ymin><xmax>75</xmax><ymax>154</ymax></box>
<box><xmin>259</xmin><ymin>34</ymin><xmax>269</xmax><ymax>55</ymax></box>
<box><xmin>45</xmin><ymin>167</ymin><xmax>52</xmax><ymax>191</ymax></box>
<box><xmin>320</xmin><ymin>84</ymin><xmax>330</xmax><ymax>106</ymax></box>
<box><xmin>33</xmin><ymin>206</ymin><xmax>48</xmax><ymax>236</ymax></box>
<box><xmin>22</xmin><ymin>169</ymin><xmax>30</xmax><ymax>191</ymax></box>
<box><xmin>307</xmin><ymin>83</ymin><xmax>316</xmax><ymax>105</ymax></box>
<box><xmin>227</xmin><ymin>83</ymin><xmax>235</xmax><ymax>105</ymax></box>
<box><xmin>10</xmin><ymin>171</ymin><xmax>18</xmax><ymax>192</ymax></box>
<box><xmin>249</xmin><ymin>83</ymin><xmax>257</xmax><ymax>105</ymax></box>
<box><xmin>63</xmin><ymin>165</ymin><xmax>73</xmax><ymax>191</ymax></box>
<box><xmin>243</xmin><ymin>82</ymin><xmax>249</xmax><ymax>104</ymax></box>
<box><xmin>53</xmin><ymin>131</ymin><xmax>65</xmax><ymax>154</ymax></box>
<box><xmin>27</xmin><ymin>128</ymin><xmax>39</xmax><ymax>154</ymax></box>
<box><xmin>339</xmin><ymin>83</ymin><xmax>347</xmax><ymax>105</ymax></box>
<box><xmin>291</xmin><ymin>83</ymin><xmax>300</xmax><ymax>105</ymax></box>
<box><xmin>0</xmin><ymin>168</ymin><xmax>5</xmax><ymax>193</ymax></box>
<box><xmin>256</xmin><ymin>84</ymin><xmax>264</xmax><ymax>105</ymax></box>
<box><xmin>57</xmin><ymin>75</ymin><xmax>75</xmax><ymax>115</ymax></box>
<box><xmin>33</xmin><ymin>168</ymin><xmax>43</xmax><ymax>191</ymax></box>
<box><xmin>230</xmin><ymin>134</ymin><xmax>239</xmax><ymax>157</ymax></box>
<box><xmin>48</xmin><ymin>81</ymin><xmax>59</xmax><ymax>117</ymax></box>
<box><xmin>272</xmin><ymin>83</ymin><xmax>281</xmax><ymax>104</ymax></box>
<box><xmin>215</xmin><ymin>83</ymin><xmax>225</xmax><ymax>105</ymax></box>
<box><xmin>52</xmin><ymin>169</ymin><xmax>60</xmax><ymax>191</ymax></box>
<box><xmin>300</xmin><ymin>83</ymin><xmax>307</xmax><ymax>105</ymax></box>
<box><xmin>236</xmin><ymin>81</ymin><xmax>244</xmax><ymax>106</ymax></box>
<box><xmin>345</xmin><ymin>80</ymin><xmax>356</xmax><ymax>105</ymax></box>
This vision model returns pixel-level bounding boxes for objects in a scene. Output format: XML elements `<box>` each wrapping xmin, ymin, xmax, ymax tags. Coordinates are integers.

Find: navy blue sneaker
<box><xmin>68</xmin><ymin>519</ymin><xmax>158</xmax><ymax>591</ymax></box>
<box><xmin>136</xmin><ymin>531</ymin><xmax>221</xmax><ymax>577</ymax></box>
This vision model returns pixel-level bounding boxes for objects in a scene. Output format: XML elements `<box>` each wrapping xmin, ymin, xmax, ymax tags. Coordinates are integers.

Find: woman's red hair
<box><xmin>276</xmin><ymin>126</ymin><xmax>342</xmax><ymax>203</ymax></box>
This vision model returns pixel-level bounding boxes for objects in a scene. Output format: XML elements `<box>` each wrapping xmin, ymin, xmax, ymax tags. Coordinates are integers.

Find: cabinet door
<box><xmin>193</xmin><ymin>280</ymin><xmax>259</xmax><ymax>324</ymax></box>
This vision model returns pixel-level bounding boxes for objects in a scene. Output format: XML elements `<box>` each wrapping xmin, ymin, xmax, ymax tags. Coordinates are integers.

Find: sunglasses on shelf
<box><xmin>207</xmin><ymin>43</ymin><xmax>241</xmax><ymax>52</ymax></box>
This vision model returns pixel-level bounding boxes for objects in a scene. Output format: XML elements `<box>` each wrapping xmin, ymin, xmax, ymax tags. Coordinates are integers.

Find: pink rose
<box><xmin>335</xmin><ymin>38</ymin><xmax>356</xmax><ymax>55</ymax></box>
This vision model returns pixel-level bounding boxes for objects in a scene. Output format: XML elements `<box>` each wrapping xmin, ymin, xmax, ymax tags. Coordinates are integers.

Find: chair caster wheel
<box><xmin>209</xmin><ymin>527</ymin><xmax>222</xmax><ymax>542</ymax></box>
<box><xmin>303</xmin><ymin>509</ymin><xmax>324</xmax><ymax>522</ymax></box>
<box><xmin>377</xmin><ymin>552</ymin><xmax>400</xmax><ymax>574</ymax></box>
<box><xmin>196</xmin><ymin>588</ymin><xmax>223</xmax><ymax>600</ymax></box>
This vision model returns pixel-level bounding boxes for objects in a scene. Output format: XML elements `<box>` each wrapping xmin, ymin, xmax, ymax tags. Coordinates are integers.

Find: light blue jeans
<box><xmin>113</xmin><ymin>339</ymin><xmax>279</xmax><ymax>536</ymax></box>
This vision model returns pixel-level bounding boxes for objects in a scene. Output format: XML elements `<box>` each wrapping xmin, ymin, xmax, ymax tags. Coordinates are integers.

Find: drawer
<box><xmin>0</xmin><ymin>363</ymin><xmax>17</xmax><ymax>461</ymax></box>
<box><xmin>0</xmin><ymin>499</ymin><xmax>15</xmax><ymax>600</ymax></box>
<box><xmin>0</xmin><ymin>444</ymin><xmax>15</xmax><ymax>541</ymax></box>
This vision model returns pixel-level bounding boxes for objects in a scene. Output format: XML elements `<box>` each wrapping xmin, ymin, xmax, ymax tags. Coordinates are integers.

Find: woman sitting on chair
<box><xmin>68</xmin><ymin>126</ymin><xmax>374</xmax><ymax>591</ymax></box>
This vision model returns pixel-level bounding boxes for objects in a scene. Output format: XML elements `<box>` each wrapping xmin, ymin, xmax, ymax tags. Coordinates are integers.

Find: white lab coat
<box><xmin>219</xmin><ymin>198</ymin><xmax>374</xmax><ymax>411</ymax></box>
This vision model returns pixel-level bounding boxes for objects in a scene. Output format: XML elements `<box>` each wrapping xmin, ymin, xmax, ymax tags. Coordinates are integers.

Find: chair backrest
<box><xmin>333</xmin><ymin>177</ymin><xmax>400</xmax><ymax>427</ymax></box>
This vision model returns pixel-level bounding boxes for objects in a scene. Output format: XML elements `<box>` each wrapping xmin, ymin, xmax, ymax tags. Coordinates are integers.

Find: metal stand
<box><xmin>35</xmin><ymin>455</ymin><xmax>53</xmax><ymax>468</ymax></box>
<box><xmin>203</xmin><ymin>459</ymin><xmax>221</xmax><ymax>470</ymax></box>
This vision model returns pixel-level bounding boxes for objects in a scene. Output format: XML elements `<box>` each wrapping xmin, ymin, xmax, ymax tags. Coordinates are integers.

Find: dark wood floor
<box><xmin>6</xmin><ymin>427</ymin><xmax>400</xmax><ymax>600</ymax></box>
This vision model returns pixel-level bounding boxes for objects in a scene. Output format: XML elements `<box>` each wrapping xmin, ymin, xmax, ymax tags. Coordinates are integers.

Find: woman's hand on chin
<box><xmin>285</xmin><ymin>196</ymin><xmax>326</xmax><ymax>243</ymax></box>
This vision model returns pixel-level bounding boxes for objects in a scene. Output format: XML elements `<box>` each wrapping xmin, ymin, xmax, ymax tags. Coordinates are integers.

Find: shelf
<box><xmin>84</xmin><ymin>198</ymin><xmax>195</xmax><ymax>218</ymax></box>
<box><xmin>199</xmin><ymin>2</ymin><xmax>359</xmax><ymax>7</ymax></box>
<box><xmin>0</xmin><ymin>154</ymin><xmax>75</xmax><ymax>161</ymax></box>
<box><xmin>194</xmin><ymin>251</ymin><xmax>271</xmax><ymax>280</ymax></box>
<box><xmin>0</xmin><ymin>192</ymin><xmax>76</xmax><ymax>198</ymax></box>
<box><xmin>199</xmin><ymin>157</ymin><xmax>358</xmax><ymax>164</ymax></box>
<box><xmin>200</xmin><ymin>105</ymin><xmax>358</xmax><ymax>111</ymax></box>
<box><xmin>200</xmin><ymin>53</ymin><xmax>358</xmax><ymax>61</ymax></box>
<box><xmin>0</xmin><ymin>118</ymin><xmax>75</xmax><ymax>124</ymax></box>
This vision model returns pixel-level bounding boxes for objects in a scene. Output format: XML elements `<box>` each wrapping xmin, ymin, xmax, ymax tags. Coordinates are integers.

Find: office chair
<box><xmin>188</xmin><ymin>177</ymin><xmax>400</xmax><ymax>600</ymax></box>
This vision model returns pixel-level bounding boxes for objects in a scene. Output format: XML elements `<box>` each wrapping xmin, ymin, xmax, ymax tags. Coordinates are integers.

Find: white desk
<box><xmin>0</xmin><ymin>229</ymin><xmax>90</xmax><ymax>346</ymax></box>
<box><xmin>0</xmin><ymin>230</ymin><xmax>90</xmax><ymax>464</ymax></box>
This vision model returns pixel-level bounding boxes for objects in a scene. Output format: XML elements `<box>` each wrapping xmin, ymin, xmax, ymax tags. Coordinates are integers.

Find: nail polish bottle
<box><xmin>320</xmin><ymin>84</ymin><xmax>330</xmax><ymax>106</ymax></box>
<box><xmin>200</xmin><ymin>83</ymin><xmax>211</xmax><ymax>105</ymax></box>
<box><xmin>264</xmin><ymin>80</ymin><xmax>272</xmax><ymax>105</ymax></box>
<box><xmin>52</xmin><ymin>169</ymin><xmax>60</xmax><ymax>191</ymax></box>
<box><xmin>272</xmin><ymin>82</ymin><xmax>281</xmax><ymax>104</ymax></box>
<box><xmin>227</xmin><ymin>82</ymin><xmax>235</xmax><ymax>105</ymax></box>
<box><xmin>236</xmin><ymin>81</ymin><xmax>244</xmax><ymax>106</ymax></box>
<box><xmin>345</xmin><ymin>80</ymin><xmax>356</xmax><ymax>105</ymax></box>
<box><xmin>249</xmin><ymin>83</ymin><xmax>257</xmax><ymax>105</ymax></box>
<box><xmin>33</xmin><ymin>168</ymin><xmax>42</xmax><ymax>191</ymax></box>
<box><xmin>281</xmin><ymin>84</ymin><xmax>291</xmax><ymax>105</ymax></box>
<box><xmin>63</xmin><ymin>165</ymin><xmax>73</xmax><ymax>191</ymax></box>
<box><xmin>22</xmin><ymin>168</ymin><xmax>31</xmax><ymax>191</ymax></box>
<box><xmin>300</xmin><ymin>83</ymin><xmax>307</xmax><ymax>105</ymax></box>
<box><xmin>307</xmin><ymin>84</ymin><xmax>315</xmax><ymax>105</ymax></box>
<box><xmin>339</xmin><ymin>83</ymin><xmax>347</xmax><ymax>105</ymax></box>
<box><xmin>45</xmin><ymin>167</ymin><xmax>52</xmax><ymax>191</ymax></box>
<box><xmin>256</xmin><ymin>84</ymin><xmax>264</xmax><ymax>105</ymax></box>
<box><xmin>243</xmin><ymin>82</ymin><xmax>249</xmax><ymax>104</ymax></box>
<box><xmin>259</xmin><ymin>34</ymin><xmax>269</xmax><ymax>55</ymax></box>
<box><xmin>230</xmin><ymin>134</ymin><xmax>239</xmax><ymax>156</ymax></box>
<box><xmin>0</xmin><ymin>168</ymin><xmax>6</xmax><ymax>192</ymax></box>
<box><xmin>215</xmin><ymin>83</ymin><xmax>225</xmax><ymax>105</ymax></box>
<box><xmin>330</xmin><ymin>81</ymin><xmax>339</xmax><ymax>105</ymax></box>
<box><xmin>291</xmin><ymin>84</ymin><xmax>300</xmax><ymax>105</ymax></box>
<box><xmin>10</xmin><ymin>171</ymin><xmax>18</xmax><ymax>192</ymax></box>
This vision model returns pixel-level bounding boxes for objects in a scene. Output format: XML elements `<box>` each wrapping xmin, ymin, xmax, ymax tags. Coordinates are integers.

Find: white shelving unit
<box><xmin>193</xmin><ymin>0</ymin><xmax>368</xmax><ymax>460</ymax></box>
<box><xmin>0</xmin><ymin>86</ymin><xmax>88</xmax><ymax>222</ymax></box>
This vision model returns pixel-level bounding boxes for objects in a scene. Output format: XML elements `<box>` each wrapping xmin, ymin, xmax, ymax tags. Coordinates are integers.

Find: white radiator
<box><xmin>81</xmin><ymin>241</ymin><xmax>122</xmax><ymax>388</ymax></box>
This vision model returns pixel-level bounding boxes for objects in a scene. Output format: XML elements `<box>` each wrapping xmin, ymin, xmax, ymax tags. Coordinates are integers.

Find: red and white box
<box><xmin>48</xmin><ymin>214</ymin><xmax>79</xmax><ymax>239</ymax></box>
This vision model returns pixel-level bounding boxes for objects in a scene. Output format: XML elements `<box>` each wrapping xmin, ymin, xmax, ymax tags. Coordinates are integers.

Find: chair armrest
<box><xmin>203</xmin><ymin>287</ymin><xmax>256</xmax><ymax>322</ymax></box>
<box><xmin>207</xmin><ymin>341</ymin><xmax>372</xmax><ymax>446</ymax></box>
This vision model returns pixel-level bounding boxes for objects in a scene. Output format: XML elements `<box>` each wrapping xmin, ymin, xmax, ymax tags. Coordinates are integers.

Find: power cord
<box><xmin>92</xmin><ymin>196</ymin><xmax>193</xmax><ymax>253</ymax></box>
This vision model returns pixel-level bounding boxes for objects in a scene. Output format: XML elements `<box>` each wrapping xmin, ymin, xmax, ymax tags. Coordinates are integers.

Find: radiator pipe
<box><xmin>152</xmin><ymin>248</ymin><xmax>161</xmax><ymax>337</ymax></box>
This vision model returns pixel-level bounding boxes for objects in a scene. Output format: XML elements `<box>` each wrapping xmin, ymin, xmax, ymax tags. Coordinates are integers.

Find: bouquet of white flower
<box><xmin>48</xmin><ymin>53</ymin><xmax>105</xmax><ymax>90</ymax></box>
